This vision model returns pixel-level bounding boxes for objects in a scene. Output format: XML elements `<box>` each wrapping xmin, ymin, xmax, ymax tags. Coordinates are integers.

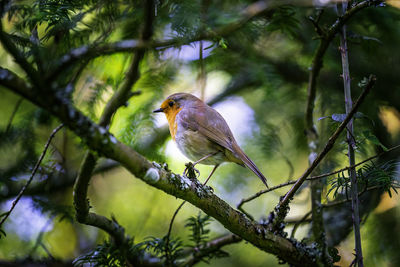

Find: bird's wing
<box><xmin>177</xmin><ymin>104</ymin><xmax>269</xmax><ymax>187</ymax></box>
<box><xmin>177</xmin><ymin>105</ymin><xmax>235</xmax><ymax>152</ymax></box>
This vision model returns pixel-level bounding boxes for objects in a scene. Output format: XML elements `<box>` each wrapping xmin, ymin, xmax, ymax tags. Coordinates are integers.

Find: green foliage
<box><xmin>72</xmin><ymin>212</ymin><xmax>225</xmax><ymax>266</ymax></box>
<box><xmin>32</xmin><ymin>197</ymin><xmax>74</xmax><ymax>223</ymax></box>
<box><xmin>358</xmin><ymin>161</ymin><xmax>399</xmax><ymax>197</ymax></box>
<box><xmin>328</xmin><ymin>171</ymin><xmax>351</xmax><ymax>198</ymax></box>
<box><xmin>362</xmin><ymin>130</ymin><xmax>388</xmax><ymax>151</ymax></box>
<box><xmin>134</xmin><ymin>236</ymin><xmax>183</xmax><ymax>263</ymax></box>
<box><xmin>73</xmin><ymin>240</ymin><xmax>131</xmax><ymax>267</ymax></box>
<box><xmin>185</xmin><ymin>212</ymin><xmax>211</xmax><ymax>247</ymax></box>
<box><xmin>2</xmin><ymin>0</ymin><xmax>400</xmax><ymax>265</ymax></box>
<box><xmin>328</xmin><ymin>160</ymin><xmax>399</xmax><ymax>198</ymax></box>
<box><xmin>266</xmin><ymin>5</ymin><xmax>300</xmax><ymax>37</ymax></box>
<box><xmin>185</xmin><ymin>212</ymin><xmax>230</xmax><ymax>263</ymax></box>
<box><xmin>168</xmin><ymin>0</ymin><xmax>202</xmax><ymax>38</ymax></box>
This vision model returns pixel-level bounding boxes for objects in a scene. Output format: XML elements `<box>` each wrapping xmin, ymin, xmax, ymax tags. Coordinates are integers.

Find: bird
<box><xmin>153</xmin><ymin>93</ymin><xmax>268</xmax><ymax>187</ymax></box>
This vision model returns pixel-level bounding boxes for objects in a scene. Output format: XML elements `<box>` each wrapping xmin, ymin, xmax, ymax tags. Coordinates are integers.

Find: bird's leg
<box><xmin>183</xmin><ymin>152</ymin><xmax>218</xmax><ymax>179</ymax></box>
<box><xmin>184</xmin><ymin>162</ymin><xmax>199</xmax><ymax>179</ymax></box>
<box><xmin>203</xmin><ymin>164</ymin><xmax>220</xmax><ymax>185</ymax></box>
<box><xmin>193</xmin><ymin>152</ymin><xmax>218</xmax><ymax>166</ymax></box>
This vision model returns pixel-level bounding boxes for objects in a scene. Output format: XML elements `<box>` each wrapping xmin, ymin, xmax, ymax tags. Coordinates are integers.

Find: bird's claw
<box><xmin>183</xmin><ymin>162</ymin><xmax>200</xmax><ymax>180</ymax></box>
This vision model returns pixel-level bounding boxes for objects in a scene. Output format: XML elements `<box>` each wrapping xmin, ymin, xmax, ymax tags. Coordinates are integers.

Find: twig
<box><xmin>5</xmin><ymin>98</ymin><xmax>23</xmax><ymax>133</ymax></box>
<box><xmin>1</xmin><ymin>69</ymin><xmax>322</xmax><ymax>267</ymax></box>
<box><xmin>198</xmin><ymin>40</ymin><xmax>206</xmax><ymax>101</ymax></box>
<box><xmin>283</xmin><ymin>185</ymin><xmax>397</xmax><ymax>231</ymax></box>
<box><xmin>338</xmin><ymin>1</ymin><xmax>363</xmax><ymax>265</ymax></box>
<box><xmin>237</xmin><ymin>141</ymin><xmax>399</xmax><ymax>212</ymax></box>
<box><xmin>165</xmin><ymin>201</ymin><xmax>186</xmax><ymax>265</ymax></box>
<box><xmin>46</xmin><ymin>0</ymin><xmax>273</xmax><ymax>82</ymax></box>
<box><xmin>305</xmin><ymin>0</ymin><xmax>383</xmax><ymax>136</ymax></box>
<box><xmin>323</xmin><ymin>185</ymin><xmax>387</xmax><ymax>209</ymax></box>
<box><xmin>0</xmin><ymin>124</ymin><xmax>63</xmax><ymax>230</ymax></box>
<box><xmin>290</xmin><ymin>211</ymin><xmax>311</xmax><ymax>239</ymax></box>
<box><xmin>237</xmin><ymin>181</ymin><xmax>296</xmax><ymax>210</ymax></box>
<box><xmin>180</xmin><ymin>234</ymin><xmax>242</xmax><ymax>266</ymax></box>
<box><xmin>0</xmin><ymin>23</ymin><xmax>41</xmax><ymax>87</ymax></box>
<box><xmin>305</xmin><ymin>4</ymin><xmax>327</xmax><ymax>253</ymax></box>
<box><xmin>277</xmin><ymin>75</ymin><xmax>376</xmax><ymax>218</ymax></box>
<box><xmin>165</xmin><ymin>163</ymin><xmax>214</xmax><ymax>264</ymax></box>
<box><xmin>72</xmin><ymin>0</ymin><xmax>155</xmax><ymax>246</ymax></box>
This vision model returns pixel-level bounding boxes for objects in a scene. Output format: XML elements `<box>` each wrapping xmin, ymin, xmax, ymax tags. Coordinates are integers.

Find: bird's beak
<box><xmin>153</xmin><ymin>108</ymin><xmax>164</xmax><ymax>113</ymax></box>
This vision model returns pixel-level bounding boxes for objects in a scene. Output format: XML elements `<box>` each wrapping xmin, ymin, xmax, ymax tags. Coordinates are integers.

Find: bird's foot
<box><xmin>183</xmin><ymin>162</ymin><xmax>200</xmax><ymax>180</ymax></box>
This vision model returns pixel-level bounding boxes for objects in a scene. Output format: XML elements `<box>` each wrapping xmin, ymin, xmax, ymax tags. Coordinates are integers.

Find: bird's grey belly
<box><xmin>175</xmin><ymin>127</ymin><xmax>225</xmax><ymax>165</ymax></box>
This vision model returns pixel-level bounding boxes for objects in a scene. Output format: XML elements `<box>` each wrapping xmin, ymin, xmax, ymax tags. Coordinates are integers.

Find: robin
<box><xmin>153</xmin><ymin>93</ymin><xmax>268</xmax><ymax>187</ymax></box>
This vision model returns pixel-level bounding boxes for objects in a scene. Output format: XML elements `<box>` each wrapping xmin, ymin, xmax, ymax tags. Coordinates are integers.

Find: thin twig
<box><xmin>284</xmin><ymin>184</ymin><xmax>396</xmax><ymax>227</ymax></box>
<box><xmin>323</xmin><ymin>185</ymin><xmax>390</xmax><ymax>209</ymax></box>
<box><xmin>290</xmin><ymin>211</ymin><xmax>311</xmax><ymax>238</ymax></box>
<box><xmin>0</xmin><ymin>23</ymin><xmax>41</xmax><ymax>87</ymax></box>
<box><xmin>237</xmin><ymin>136</ymin><xmax>399</xmax><ymax>212</ymax></box>
<box><xmin>72</xmin><ymin>0</ymin><xmax>155</xmax><ymax>247</ymax></box>
<box><xmin>165</xmin><ymin>164</ymin><xmax>215</xmax><ymax>264</ymax></box>
<box><xmin>165</xmin><ymin>201</ymin><xmax>186</xmax><ymax>265</ymax></box>
<box><xmin>339</xmin><ymin>0</ymin><xmax>363</xmax><ymax>264</ymax></box>
<box><xmin>46</xmin><ymin>0</ymin><xmax>273</xmax><ymax>82</ymax></box>
<box><xmin>181</xmin><ymin>234</ymin><xmax>242</xmax><ymax>266</ymax></box>
<box><xmin>199</xmin><ymin>40</ymin><xmax>206</xmax><ymax>101</ymax></box>
<box><xmin>0</xmin><ymin>124</ymin><xmax>63</xmax><ymax>230</ymax></box>
<box><xmin>5</xmin><ymin>98</ymin><xmax>23</xmax><ymax>133</ymax></box>
<box><xmin>305</xmin><ymin>0</ymin><xmax>383</xmax><ymax>137</ymax></box>
<box><xmin>278</xmin><ymin>75</ymin><xmax>376</xmax><ymax>212</ymax></box>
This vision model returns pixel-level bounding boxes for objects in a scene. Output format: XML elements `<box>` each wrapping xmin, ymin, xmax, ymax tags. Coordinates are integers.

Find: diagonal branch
<box><xmin>180</xmin><ymin>234</ymin><xmax>242</xmax><ymax>266</ymax></box>
<box><xmin>46</xmin><ymin>0</ymin><xmax>274</xmax><ymax>82</ymax></box>
<box><xmin>238</xmin><ymin>123</ymin><xmax>400</xmax><ymax>215</ymax></box>
<box><xmin>276</xmin><ymin>75</ymin><xmax>376</xmax><ymax>219</ymax></box>
<box><xmin>0</xmin><ymin>69</ymin><xmax>319</xmax><ymax>267</ymax></box>
<box><xmin>338</xmin><ymin>2</ymin><xmax>363</xmax><ymax>263</ymax></box>
<box><xmin>72</xmin><ymin>0</ymin><xmax>155</xmax><ymax>246</ymax></box>
<box><xmin>0</xmin><ymin>124</ymin><xmax>64</xmax><ymax>231</ymax></box>
<box><xmin>305</xmin><ymin>0</ymin><xmax>383</xmax><ymax>133</ymax></box>
<box><xmin>0</xmin><ymin>23</ymin><xmax>41</xmax><ymax>87</ymax></box>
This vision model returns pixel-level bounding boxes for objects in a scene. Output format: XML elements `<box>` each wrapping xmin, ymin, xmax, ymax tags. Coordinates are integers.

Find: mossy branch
<box><xmin>0</xmin><ymin>67</ymin><xmax>319</xmax><ymax>266</ymax></box>
<box><xmin>72</xmin><ymin>0</ymin><xmax>155</xmax><ymax>246</ymax></box>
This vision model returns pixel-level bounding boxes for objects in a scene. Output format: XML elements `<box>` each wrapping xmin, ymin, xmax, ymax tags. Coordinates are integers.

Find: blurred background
<box><xmin>1</xmin><ymin>0</ymin><xmax>400</xmax><ymax>266</ymax></box>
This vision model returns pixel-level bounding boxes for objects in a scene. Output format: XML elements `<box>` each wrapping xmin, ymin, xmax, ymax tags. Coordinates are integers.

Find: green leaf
<box><xmin>362</xmin><ymin>131</ymin><xmax>388</xmax><ymax>151</ymax></box>
<box><xmin>218</xmin><ymin>38</ymin><xmax>228</xmax><ymax>49</ymax></box>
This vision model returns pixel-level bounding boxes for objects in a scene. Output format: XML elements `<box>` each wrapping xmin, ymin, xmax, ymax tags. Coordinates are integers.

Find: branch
<box><xmin>0</xmin><ymin>124</ymin><xmax>63</xmax><ymax>231</ymax></box>
<box><xmin>338</xmin><ymin>1</ymin><xmax>364</xmax><ymax>265</ymax></box>
<box><xmin>72</xmin><ymin>0</ymin><xmax>155</xmax><ymax>246</ymax></box>
<box><xmin>0</xmin><ymin>71</ymin><xmax>319</xmax><ymax>267</ymax></box>
<box><xmin>276</xmin><ymin>75</ymin><xmax>376</xmax><ymax>219</ymax></box>
<box><xmin>0</xmin><ymin>259</ymin><xmax>73</xmax><ymax>267</ymax></box>
<box><xmin>5</xmin><ymin>97</ymin><xmax>23</xmax><ymax>133</ymax></box>
<box><xmin>0</xmin><ymin>23</ymin><xmax>41</xmax><ymax>87</ymax></box>
<box><xmin>165</xmin><ymin>201</ymin><xmax>186</xmax><ymax>265</ymax></box>
<box><xmin>0</xmin><ymin>159</ymin><xmax>120</xmax><ymax>201</ymax></box>
<box><xmin>46</xmin><ymin>0</ymin><xmax>273</xmax><ymax>81</ymax></box>
<box><xmin>290</xmin><ymin>211</ymin><xmax>311</xmax><ymax>239</ymax></box>
<box><xmin>237</xmin><ymin>141</ymin><xmax>400</xmax><ymax>213</ymax></box>
<box><xmin>180</xmin><ymin>234</ymin><xmax>242</xmax><ymax>266</ymax></box>
<box><xmin>305</xmin><ymin>0</ymin><xmax>383</xmax><ymax>133</ymax></box>
<box><xmin>323</xmin><ymin>185</ymin><xmax>389</xmax><ymax>209</ymax></box>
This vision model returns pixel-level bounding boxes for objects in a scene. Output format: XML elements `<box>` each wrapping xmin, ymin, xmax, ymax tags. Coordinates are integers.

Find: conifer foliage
<box><xmin>1</xmin><ymin>0</ymin><xmax>400</xmax><ymax>266</ymax></box>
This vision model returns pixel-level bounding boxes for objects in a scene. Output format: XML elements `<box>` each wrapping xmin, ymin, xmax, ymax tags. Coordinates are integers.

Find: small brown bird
<box><xmin>153</xmin><ymin>93</ymin><xmax>268</xmax><ymax>187</ymax></box>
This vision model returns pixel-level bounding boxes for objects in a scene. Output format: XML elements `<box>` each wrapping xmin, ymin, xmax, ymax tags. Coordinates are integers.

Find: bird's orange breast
<box><xmin>165</xmin><ymin>107</ymin><xmax>182</xmax><ymax>140</ymax></box>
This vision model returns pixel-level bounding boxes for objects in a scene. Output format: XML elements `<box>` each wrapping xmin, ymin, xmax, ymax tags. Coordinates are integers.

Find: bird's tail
<box><xmin>232</xmin><ymin>143</ymin><xmax>268</xmax><ymax>188</ymax></box>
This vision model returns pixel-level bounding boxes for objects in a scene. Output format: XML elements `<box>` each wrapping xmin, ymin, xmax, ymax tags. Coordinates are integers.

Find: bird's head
<box><xmin>153</xmin><ymin>93</ymin><xmax>201</xmax><ymax>116</ymax></box>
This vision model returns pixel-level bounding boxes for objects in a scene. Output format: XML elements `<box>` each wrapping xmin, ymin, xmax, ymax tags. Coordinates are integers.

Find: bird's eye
<box><xmin>168</xmin><ymin>101</ymin><xmax>174</xmax><ymax>107</ymax></box>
